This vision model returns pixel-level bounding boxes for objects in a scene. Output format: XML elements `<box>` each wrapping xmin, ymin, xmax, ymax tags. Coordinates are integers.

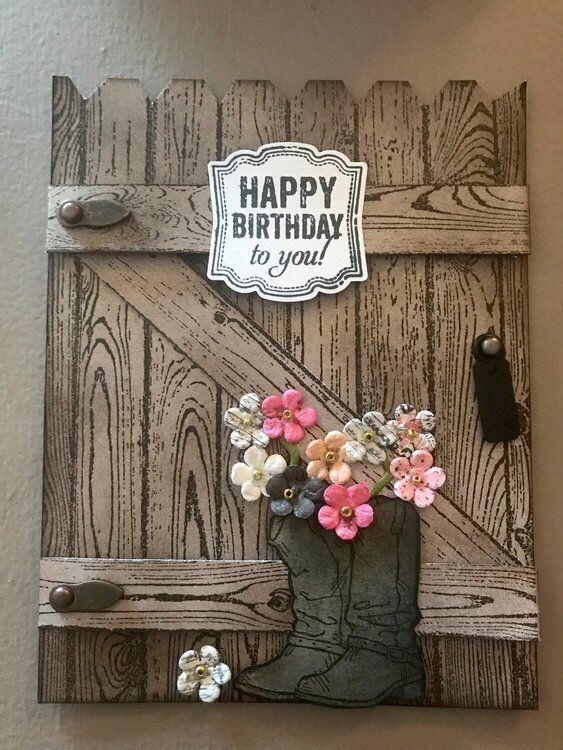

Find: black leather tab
<box><xmin>472</xmin><ymin>333</ymin><xmax>520</xmax><ymax>442</ymax></box>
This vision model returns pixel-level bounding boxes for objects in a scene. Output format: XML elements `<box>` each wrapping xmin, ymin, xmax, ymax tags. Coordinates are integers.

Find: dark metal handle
<box><xmin>49</xmin><ymin>580</ymin><xmax>124</xmax><ymax>612</ymax></box>
<box><xmin>57</xmin><ymin>198</ymin><xmax>130</xmax><ymax>228</ymax></box>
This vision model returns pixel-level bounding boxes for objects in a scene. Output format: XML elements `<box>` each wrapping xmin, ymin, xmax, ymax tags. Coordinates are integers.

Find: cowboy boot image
<box><xmin>296</xmin><ymin>496</ymin><xmax>424</xmax><ymax>707</ymax></box>
<box><xmin>236</xmin><ymin>513</ymin><xmax>351</xmax><ymax>701</ymax></box>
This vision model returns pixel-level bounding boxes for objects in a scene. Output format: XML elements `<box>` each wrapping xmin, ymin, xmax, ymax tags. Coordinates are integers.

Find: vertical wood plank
<box><xmin>213</xmin><ymin>81</ymin><xmax>292</xmax><ymax>697</ymax></box>
<box><xmin>42</xmin><ymin>254</ymin><xmax>80</xmax><ymax>557</ymax></box>
<box><xmin>430</xmin><ymin>256</ymin><xmax>509</xmax><ymax>542</ymax></box>
<box><xmin>41</xmin><ymin>77</ymin><xmax>150</xmax><ymax>702</ymax></box>
<box><xmin>66</xmin><ymin>629</ymin><xmax>147</xmax><ymax>703</ymax></box>
<box><xmin>43</xmin><ymin>77</ymin><xmax>84</xmax><ymax>557</ymax></box>
<box><xmin>74</xmin><ymin>266</ymin><xmax>146</xmax><ymax>557</ymax></box>
<box><xmin>493</xmin><ymin>82</ymin><xmax>527</xmax><ymax>185</ymax></box>
<box><xmin>51</xmin><ymin>76</ymin><xmax>84</xmax><ymax>184</ymax></box>
<box><xmin>220</xmin><ymin>80</ymin><xmax>290</xmax><ymax>347</ymax></box>
<box><xmin>494</xmin><ymin>83</ymin><xmax>531</xmax><ymax>563</ymax></box>
<box><xmin>76</xmin><ymin>79</ymin><xmax>149</xmax><ymax>558</ymax></box>
<box><xmin>499</xmin><ymin>256</ymin><xmax>532</xmax><ymax>564</ymax></box>
<box><xmin>427</xmin><ymin>81</ymin><xmax>496</xmax><ymax>184</ymax></box>
<box><xmin>144</xmin><ymin>333</ymin><xmax>220</xmax><ymax>559</ymax></box>
<box><xmin>143</xmin><ymin>81</ymin><xmax>223</xmax><ymax>700</ymax></box>
<box><xmin>42</xmin><ymin>77</ymin><xmax>89</xmax><ymax>701</ymax></box>
<box><xmin>218</xmin><ymin>81</ymin><xmax>290</xmax><ymax>564</ymax></box>
<box><xmin>417</xmin><ymin>637</ymin><xmax>537</xmax><ymax>709</ymax></box>
<box><xmin>37</xmin><ymin>628</ymin><xmax>69</xmax><ymax>702</ymax></box>
<box><xmin>289</xmin><ymin>81</ymin><xmax>358</xmax><ymax>408</ymax></box>
<box><xmin>150</xmin><ymin>79</ymin><xmax>217</xmax><ymax>185</ymax></box>
<box><xmin>358</xmin><ymin>81</ymin><xmax>423</xmax><ymax>185</ymax></box>
<box><xmin>356</xmin><ymin>83</ymin><xmax>428</xmax><ymax>425</ymax></box>
<box><xmin>422</xmin><ymin>81</ymin><xmax>535</xmax><ymax>708</ymax></box>
<box><xmin>77</xmin><ymin>78</ymin><xmax>150</xmax><ymax>700</ymax></box>
<box><xmin>146</xmin><ymin>80</ymin><xmax>220</xmax><ymax>561</ymax></box>
<box><xmin>425</xmin><ymin>83</ymin><xmax>509</xmax><ymax>547</ymax></box>
<box><xmin>83</xmin><ymin>78</ymin><xmax>148</xmax><ymax>184</ymax></box>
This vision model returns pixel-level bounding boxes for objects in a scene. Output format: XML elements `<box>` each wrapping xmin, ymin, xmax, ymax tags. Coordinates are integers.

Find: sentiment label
<box><xmin>207</xmin><ymin>142</ymin><xmax>367</xmax><ymax>302</ymax></box>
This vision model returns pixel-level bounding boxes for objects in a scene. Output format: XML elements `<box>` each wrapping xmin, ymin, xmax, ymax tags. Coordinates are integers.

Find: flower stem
<box><xmin>370</xmin><ymin>466</ymin><xmax>393</xmax><ymax>497</ymax></box>
<box><xmin>281</xmin><ymin>438</ymin><xmax>300</xmax><ymax>466</ymax></box>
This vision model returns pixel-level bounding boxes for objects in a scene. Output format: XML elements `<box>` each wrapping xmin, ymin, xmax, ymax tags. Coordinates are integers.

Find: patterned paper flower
<box><xmin>224</xmin><ymin>393</ymin><xmax>269</xmax><ymax>450</ymax></box>
<box><xmin>231</xmin><ymin>446</ymin><xmax>287</xmax><ymax>501</ymax></box>
<box><xmin>387</xmin><ymin>404</ymin><xmax>436</xmax><ymax>457</ymax></box>
<box><xmin>305</xmin><ymin>431</ymin><xmax>353</xmax><ymax>483</ymax></box>
<box><xmin>390</xmin><ymin>450</ymin><xmax>446</xmax><ymax>507</ymax></box>
<box><xmin>266</xmin><ymin>465</ymin><xmax>327</xmax><ymax>518</ymax></box>
<box><xmin>177</xmin><ymin>645</ymin><xmax>231</xmax><ymax>702</ymax></box>
<box><xmin>318</xmin><ymin>483</ymin><xmax>374</xmax><ymax>541</ymax></box>
<box><xmin>343</xmin><ymin>412</ymin><xmax>393</xmax><ymax>465</ymax></box>
<box><xmin>261</xmin><ymin>388</ymin><xmax>317</xmax><ymax>443</ymax></box>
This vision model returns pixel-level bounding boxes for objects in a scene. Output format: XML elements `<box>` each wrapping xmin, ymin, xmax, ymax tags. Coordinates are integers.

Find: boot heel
<box><xmin>391</xmin><ymin>679</ymin><xmax>424</xmax><ymax>700</ymax></box>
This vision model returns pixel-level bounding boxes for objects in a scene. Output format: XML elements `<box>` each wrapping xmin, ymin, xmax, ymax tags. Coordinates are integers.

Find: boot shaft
<box><xmin>269</xmin><ymin>514</ymin><xmax>351</xmax><ymax>651</ymax></box>
<box><xmin>346</xmin><ymin>497</ymin><xmax>421</xmax><ymax>650</ymax></box>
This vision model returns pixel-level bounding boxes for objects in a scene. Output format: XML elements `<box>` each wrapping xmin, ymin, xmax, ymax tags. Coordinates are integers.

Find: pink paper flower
<box><xmin>388</xmin><ymin>404</ymin><xmax>436</xmax><ymax>457</ymax></box>
<box><xmin>390</xmin><ymin>450</ymin><xmax>446</xmax><ymax>507</ymax></box>
<box><xmin>318</xmin><ymin>483</ymin><xmax>374</xmax><ymax>541</ymax></box>
<box><xmin>261</xmin><ymin>389</ymin><xmax>317</xmax><ymax>444</ymax></box>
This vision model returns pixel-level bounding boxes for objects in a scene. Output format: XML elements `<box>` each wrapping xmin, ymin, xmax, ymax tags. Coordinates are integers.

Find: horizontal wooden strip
<box><xmin>417</xmin><ymin>564</ymin><xmax>538</xmax><ymax>639</ymax></box>
<box><xmin>39</xmin><ymin>558</ymin><xmax>538</xmax><ymax>640</ymax></box>
<box><xmin>47</xmin><ymin>184</ymin><xmax>529</xmax><ymax>255</ymax></box>
<box><xmin>40</xmin><ymin>558</ymin><xmax>293</xmax><ymax>631</ymax></box>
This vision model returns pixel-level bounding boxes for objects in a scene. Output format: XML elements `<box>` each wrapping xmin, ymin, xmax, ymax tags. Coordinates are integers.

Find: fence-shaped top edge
<box><xmin>54</xmin><ymin>76</ymin><xmax>526</xmax><ymax>108</ymax></box>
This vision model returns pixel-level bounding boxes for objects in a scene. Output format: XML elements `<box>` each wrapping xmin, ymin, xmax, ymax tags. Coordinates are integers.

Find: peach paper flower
<box><xmin>305</xmin><ymin>431</ymin><xmax>353</xmax><ymax>483</ymax></box>
<box><xmin>262</xmin><ymin>389</ymin><xmax>317</xmax><ymax>443</ymax></box>
<box><xmin>390</xmin><ymin>449</ymin><xmax>445</xmax><ymax>507</ymax></box>
<box><xmin>318</xmin><ymin>483</ymin><xmax>374</xmax><ymax>541</ymax></box>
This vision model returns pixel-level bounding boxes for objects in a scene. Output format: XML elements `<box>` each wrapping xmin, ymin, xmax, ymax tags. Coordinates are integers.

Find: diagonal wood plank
<box><xmin>80</xmin><ymin>251</ymin><xmax>520</xmax><ymax>566</ymax></box>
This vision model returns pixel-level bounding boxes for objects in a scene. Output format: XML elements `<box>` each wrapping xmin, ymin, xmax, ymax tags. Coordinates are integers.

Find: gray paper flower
<box><xmin>266</xmin><ymin>466</ymin><xmax>327</xmax><ymax>519</ymax></box>
<box><xmin>343</xmin><ymin>411</ymin><xmax>396</xmax><ymax>464</ymax></box>
<box><xmin>177</xmin><ymin>645</ymin><xmax>231</xmax><ymax>702</ymax></box>
<box><xmin>224</xmin><ymin>392</ymin><xmax>269</xmax><ymax>449</ymax></box>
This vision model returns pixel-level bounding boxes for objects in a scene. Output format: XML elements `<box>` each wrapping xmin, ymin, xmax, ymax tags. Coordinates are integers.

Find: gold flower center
<box><xmin>364</xmin><ymin>431</ymin><xmax>374</xmax><ymax>442</ymax></box>
<box><xmin>252</xmin><ymin>470</ymin><xmax>263</xmax><ymax>481</ymax></box>
<box><xmin>340</xmin><ymin>506</ymin><xmax>353</xmax><ymax>519</ymax></box>
<box><xmin>406</xmin><ymin>428</ymin><xmax>417</xmax><ymax>439</ymax></box>
<box><xmin>325</xmin><ymin>451</ymin><xmax>336</xmax><ymax>463</ymax></box>
<box><xmin>195</xmin><ymin>665</ymin><xmax>208</xmax><ymax>679</ymax></box>
<box><xmin>283</xmin><ymin>488</ymin><xmax>294</xmax><ymax>500</ymax></box>
<box><xmin>412</xmin><ymin>474</ymin><xmax>422</xmax><ymax>484</ymax></box>
<box><xmin>242</xmin><ymin>415</ymin><xmax>253</xmax><ymax>426</ymax></box>
<box><xmin>282</xmin><ymin>409</ymin><xmax>293</xmax><ymax>420</ymax></box>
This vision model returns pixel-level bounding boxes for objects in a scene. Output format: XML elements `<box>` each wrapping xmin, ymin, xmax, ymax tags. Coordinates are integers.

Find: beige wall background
<box><xmin>0</xmin><ymin>1</ymin><xmax>561</xmax><ymax>748</ymax></box>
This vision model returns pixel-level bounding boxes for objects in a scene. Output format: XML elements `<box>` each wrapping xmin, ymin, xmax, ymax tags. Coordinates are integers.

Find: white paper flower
<box><xmin>231</xmin><ymin>446</ymin><xmax>287</xmax><ymax>501</ymax></box>
<box><xmin>177</xmin><ymin>645</ymin><xmax>231</xmax><ymax>702</ymax></box>
<box><xmin>224</xmin><ymin>393</ymin><xmax>269</xmax><ymax>449</ymax></box>
<box><xmin>342</xmin><ymin>411</ymin><xmax>395</xmax><ymax>464</ymax></box>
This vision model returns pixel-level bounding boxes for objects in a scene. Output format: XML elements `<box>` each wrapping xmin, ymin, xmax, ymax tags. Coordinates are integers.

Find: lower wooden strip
<box><xmin>37</xmin><ymin>628</ymin><xmax>537</xmax><ymax>708</ymax></box>
<box><xmin>47</xmin><ymin>184</ymin><xmax>530</xmax><ymax>255</ymax></box>
<box><xmin>39</xmin><ymin>558</ymin><xmax>538</xmax><ymax>640</ymax></box>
